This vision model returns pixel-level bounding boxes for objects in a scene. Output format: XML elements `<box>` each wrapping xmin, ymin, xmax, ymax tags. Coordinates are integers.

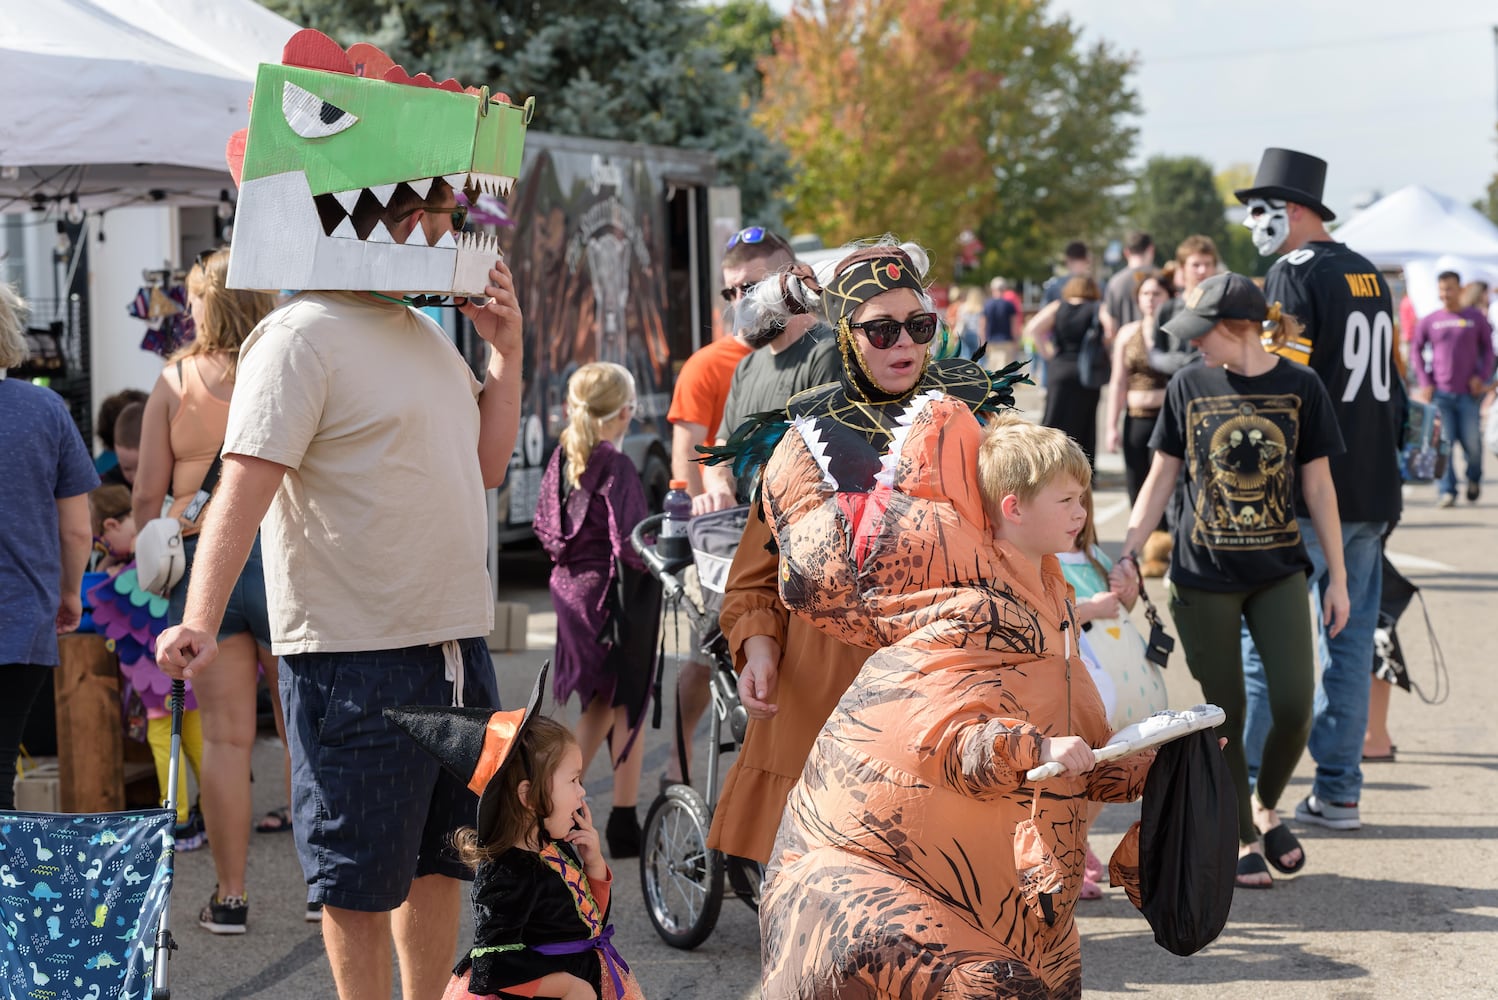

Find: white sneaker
<box><xmin>1295</xmin><ymin>794</ymin><xmax>1361</xmax><ymax>831</ymax></box>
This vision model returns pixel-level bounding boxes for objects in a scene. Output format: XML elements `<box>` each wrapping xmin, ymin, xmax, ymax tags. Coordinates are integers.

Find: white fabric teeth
<box><xmin>875</xmin><ymin>391</ymin><xmax>941</xmax><ymax>488</ymax></box>
<box><xmin>791</xmin><ymin>416</ymin><xmax>839</xmax><ymax>491</ymax></box>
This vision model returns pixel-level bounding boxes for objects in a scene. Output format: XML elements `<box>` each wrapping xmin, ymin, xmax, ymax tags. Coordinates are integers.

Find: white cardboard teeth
<box><xmin>367</xmin><ymin>221</ymin><xmax>395</xmax><ymax>244</ymax></box>
<box><xmin>332</xmin><ymin>189</ymin><xmax>360</xmax><ymax>213</ymax></box>
<box><xmin>443</xmin><ymin>172</ymin><xmax>467</xmax><ymax>191</ymax></box>
<box><xmin>403</xmin><ymin>223</ymin><xmax>428</xmax><ymax>246</ymax></box>
<box><xmin>434</xmin><ymin>230</ymin><xmax>457</xmax><ymax>250</ymax></box>
<box><xmin>368</xmin><ymin>183</ymin><xmax>397</xmax><ymax>207</ymax></box>
<box><xmin>331</xmin><ymin>217</ymin><xmax>357</xmax><ymax>240</ymax></box>
<box><xmin>407</xmin><ymin>177</ymin><xmax>434</xmax><ymax>199</ymax></box>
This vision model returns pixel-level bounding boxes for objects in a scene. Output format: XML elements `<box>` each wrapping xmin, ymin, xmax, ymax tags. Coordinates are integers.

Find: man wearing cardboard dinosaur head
<box><xmin>157</xmin><ymin>29</ymin><xmax>532</xmax><ymax>1000</ymax></box>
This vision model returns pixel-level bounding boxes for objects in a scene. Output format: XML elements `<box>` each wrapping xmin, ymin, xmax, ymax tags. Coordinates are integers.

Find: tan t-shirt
<box><xmin>224</xmin><ymin>292</ymin><xmax>493</xmax><ymax>654</ymax></box>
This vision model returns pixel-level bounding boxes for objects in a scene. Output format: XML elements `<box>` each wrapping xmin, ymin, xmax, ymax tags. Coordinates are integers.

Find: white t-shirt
<box><xmin>225</xmin><ymin>293</ymin><xmax>493</xmax><ymax>654</ymax></box>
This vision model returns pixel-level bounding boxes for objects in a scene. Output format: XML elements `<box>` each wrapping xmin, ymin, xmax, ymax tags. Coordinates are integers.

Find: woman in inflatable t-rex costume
<box><xmin>700</xmin><ymin>240</ymin><xmax>1027</xmax><ymax>865</ymax></box>
<box><xmin>757</xmin><ymin>394</ymin><xmax>1155</xmax><ymax>999</ymax></box>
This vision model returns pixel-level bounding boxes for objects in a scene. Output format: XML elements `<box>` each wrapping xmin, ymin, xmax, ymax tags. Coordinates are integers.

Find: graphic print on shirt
<box><xmin>1186</xmin><ymin>393</ymin><xmax>1302</xmax><ymax>550</ymax></box>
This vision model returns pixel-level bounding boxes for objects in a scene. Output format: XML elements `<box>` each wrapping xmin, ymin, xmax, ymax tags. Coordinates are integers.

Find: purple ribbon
<box><xmin>532</xmin><ymin>923</ymin><xmax>629</xmax><ymax>996</ymax></box>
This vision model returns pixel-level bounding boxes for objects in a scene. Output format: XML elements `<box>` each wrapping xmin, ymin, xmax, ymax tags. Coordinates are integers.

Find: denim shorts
<box><xmin>279</xmin><ymin>637</ymin><xmax>500</xmax><ymax>912</ymax></box>
<box><xmin>168</xmin><ymin>533</ymin><xmax>272</xmax><ymax>646</ymax></box>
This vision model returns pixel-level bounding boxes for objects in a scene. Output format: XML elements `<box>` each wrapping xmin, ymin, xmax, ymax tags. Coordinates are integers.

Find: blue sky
<box><xmin>761</xmin><ymin>0</ymin><xmax>1497</xmax><ymax>220</ymax></box>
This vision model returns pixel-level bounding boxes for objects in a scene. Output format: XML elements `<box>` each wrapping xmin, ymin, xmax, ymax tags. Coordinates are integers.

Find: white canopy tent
<box><xmin>0</xmin><ymin>0</ymin><xmax>299</xmax><ymax>213</ymax></box>
<box><xmin>1332</xmin><ymin>185</ymin><xmax>1498</xmax><ymax>316</ymax></box>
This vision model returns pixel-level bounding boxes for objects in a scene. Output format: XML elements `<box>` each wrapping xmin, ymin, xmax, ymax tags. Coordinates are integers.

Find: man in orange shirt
<box><xmin>659</xmin><ymin>228</ymin><xmax>789</xmax><ymax>785</ymax></box>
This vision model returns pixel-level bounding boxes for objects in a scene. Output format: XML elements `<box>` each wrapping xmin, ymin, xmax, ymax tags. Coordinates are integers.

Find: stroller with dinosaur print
<box><xmin>2</xmin><ymin>681</ymin><xmax>189</xmax><ymax>999</ymax></box>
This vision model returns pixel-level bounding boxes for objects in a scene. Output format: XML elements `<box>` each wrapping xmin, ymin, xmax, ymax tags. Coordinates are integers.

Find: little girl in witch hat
<box><xmin>387</xmin><ymin>663</ymin><xmax>645</xmax><ymax>1000</ymax></box>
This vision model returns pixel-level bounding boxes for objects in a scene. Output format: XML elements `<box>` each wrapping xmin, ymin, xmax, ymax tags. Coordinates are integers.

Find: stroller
<box><xmin>2</xmin><ymin>681</ymin><xmax>187</xmax><ymax>999</ymax></box>
<box><xmin>629</xmin><ymin>506</ymin><xmax>760</xmax><ymax>950</ymax></box>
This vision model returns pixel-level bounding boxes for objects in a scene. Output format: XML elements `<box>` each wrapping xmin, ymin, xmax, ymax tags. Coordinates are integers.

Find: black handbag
<box><xmin>1077</xmin><ymin>306</ymin><xmax>1111</xmax><ymax>389</ymax></box>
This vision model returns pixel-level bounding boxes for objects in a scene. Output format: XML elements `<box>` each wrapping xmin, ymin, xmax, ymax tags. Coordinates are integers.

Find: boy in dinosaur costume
<box><xmin>758</xmin><ymin>398</ymin><xmax>1155</xmax><ymax>999</ymax></box>
<box><xmin>156</xmin><ymin>29</ymin><xmax>531</xmax><ymax>999</ymax></box>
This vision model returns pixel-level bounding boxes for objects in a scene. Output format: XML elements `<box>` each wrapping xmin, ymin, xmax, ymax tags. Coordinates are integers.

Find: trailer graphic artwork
<box><xmin>496</xmin><ymin>136</ymin><xmax>715</xmax><ymax>534</ymax></box>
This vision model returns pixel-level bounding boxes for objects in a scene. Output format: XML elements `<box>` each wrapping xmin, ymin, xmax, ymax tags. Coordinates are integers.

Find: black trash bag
<box><xmin>1138</xmin><ymin>728</ymin><xmax>1237</xmax><ymax>956</ymax></box>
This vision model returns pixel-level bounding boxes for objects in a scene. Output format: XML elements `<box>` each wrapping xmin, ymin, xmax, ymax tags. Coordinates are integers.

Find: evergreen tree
<box><xmin>265</xmin><ymin>0</ymin><xmax>792</xmax><ymax>219</ymax></box>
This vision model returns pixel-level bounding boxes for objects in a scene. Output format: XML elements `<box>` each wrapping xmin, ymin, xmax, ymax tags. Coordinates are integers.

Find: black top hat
<box><xmin>386</xmin><ymin>660</ymin><xmax>550</xmax><ymax>845</ymax></box>
<box><xmin>1234</xmin><ymin>147</ymin><xmax>1335</xmax><ymax>222</ymax></box>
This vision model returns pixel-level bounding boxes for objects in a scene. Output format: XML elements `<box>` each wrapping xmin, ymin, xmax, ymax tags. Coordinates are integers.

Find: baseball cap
<box><xmin>1161</xmin><ymin>272</ymin><xmax>1266</xmax><ymax>342</ymax></box>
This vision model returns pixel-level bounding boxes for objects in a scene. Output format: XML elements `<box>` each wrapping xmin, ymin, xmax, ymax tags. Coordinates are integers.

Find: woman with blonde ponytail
<box><xmin>1118</xmin><ymin>273</ymin><xmax>1346</xmax><ymax>889</ymax></box>
<box><xmin>534</xmin><ymin>362</ymin><xmax>662</xmax><ymax>859</ymax></box>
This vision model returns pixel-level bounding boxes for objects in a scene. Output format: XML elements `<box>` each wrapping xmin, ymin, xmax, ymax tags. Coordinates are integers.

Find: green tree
<box><xmin>702</xmin><ymin>0</ymin><xmax>782</xmax><ymax>103</ymax></box>
<box><xmin>757</xmin><ymin>0</ymin><xmax>1138</xmax><ymax>284</ymax></box>
<box><xmin>264</xmin><ymin>0</ymin><xmax>792</xmax><ymax>219</ymax></box>
<box><xmin>1130</xmin><ymin>155</ymin><xmax>1230</xmax><ymax>270</ymax></box>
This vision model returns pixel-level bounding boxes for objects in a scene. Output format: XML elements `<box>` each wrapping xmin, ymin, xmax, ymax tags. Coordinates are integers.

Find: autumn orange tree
<box><xmin>758</xmin><ymin>0</ymin><xmax>997</xmax><ymax>268</ymax></box>
<box><xmin>758</xmin><ymin>0</ymin><xmax>1139</xmax><ymax>283</ymax></box>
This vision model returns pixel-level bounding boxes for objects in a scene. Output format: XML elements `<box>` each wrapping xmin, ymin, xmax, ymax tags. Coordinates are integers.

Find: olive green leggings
<box><xmin>1168</xmin><ymin>572</ymin><xmax>1315</xmax><ymax>845</ymax></box>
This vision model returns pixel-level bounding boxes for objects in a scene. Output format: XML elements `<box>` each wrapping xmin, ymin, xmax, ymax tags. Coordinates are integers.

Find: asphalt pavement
<box><xmin>162</xmin><ymin>386</ymin><xmax>1498</xmax><ymax>999</ymax></box>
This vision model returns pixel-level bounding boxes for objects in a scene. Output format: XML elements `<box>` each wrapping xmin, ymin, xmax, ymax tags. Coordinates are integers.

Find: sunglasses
<box><xmin>719</xmin><ymin>280</ymin><xmax>759</xmax><ymax>303</ymax></box>
<box><xmin>393</xmin><ymin>202</ymin><xmax>470</xmax><ymax>231</ymax></box>
<box><xmin>192</xmin><ymin>247</ymin><xmax>225</xmax><ymax>270</ymax></box>
<box><xmin>726</xmin><ymin>226</ymin><xmax>767</xmax><ymax>250</ymax></box>
<box><xmin>849</xmin><ymin>312</ymin><xmax>940</xmax><ymax>350</ymax></box>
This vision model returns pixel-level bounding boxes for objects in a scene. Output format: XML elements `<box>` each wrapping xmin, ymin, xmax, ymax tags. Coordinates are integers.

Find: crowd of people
<box><xmin>2</xmin><ymin>136</ymin><xmax>1494</xmax><ymax>1000</ymax></box>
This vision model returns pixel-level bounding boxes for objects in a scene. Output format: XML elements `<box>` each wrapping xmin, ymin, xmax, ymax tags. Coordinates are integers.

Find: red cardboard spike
<box><xmin>226</xmin><ymin>128</ymin><xmax>248</xmax><ymax>186</ymax></box>
<box><xmin>282</xmin><ymin>28</ymin><xmax>354</xmax><ymax>75</ymax></box>
<box><xmin>346</xmin><ymin>42</ymin><xmax>396</xmax><ymax>80</ymax></box>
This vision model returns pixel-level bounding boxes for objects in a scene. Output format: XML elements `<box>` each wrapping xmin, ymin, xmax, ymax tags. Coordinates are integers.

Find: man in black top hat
<box><xmin>1233</xmin><ymin>147</ymin><xmax>1402</xmax><ymax>837</ymax></box>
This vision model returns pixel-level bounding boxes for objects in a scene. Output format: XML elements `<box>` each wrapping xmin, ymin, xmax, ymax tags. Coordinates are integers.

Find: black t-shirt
<box><xmin>1264</xmin><ymin>241</ymin><xmax>1402</xmax><ymax>524</ymax></box>
<box><xmin>1052</xmin><ymin>301</ymin><xmax>1098</xmax><ymax>358</ymax></box>
<box><xmin>1150</xmin><ymin>358</ymin><xmax>1345</xmax><ymax>592</ymax></box>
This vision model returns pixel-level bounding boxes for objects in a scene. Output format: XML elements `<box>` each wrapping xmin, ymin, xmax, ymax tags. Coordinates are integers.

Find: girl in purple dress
<box><xmin>534</xmin><ymin>363</ymin><xmax>662</xmax><ymax>858</ymax></box>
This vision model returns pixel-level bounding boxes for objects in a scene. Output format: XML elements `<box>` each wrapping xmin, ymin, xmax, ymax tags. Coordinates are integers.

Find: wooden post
<box><xmin>53</xmin><ymin>633</ymin><xmax>124</xmax><ymax>812</ymax></box>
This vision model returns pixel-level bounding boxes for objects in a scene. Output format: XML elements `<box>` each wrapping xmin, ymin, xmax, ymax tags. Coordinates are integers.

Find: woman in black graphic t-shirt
<box><xmin>1117</xmin><ymin>273</ymin><xmax>1348</xmax><ymax>891</ymax></box>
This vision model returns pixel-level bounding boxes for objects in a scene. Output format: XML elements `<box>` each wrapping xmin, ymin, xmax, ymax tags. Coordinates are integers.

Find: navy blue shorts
<box><xmin>279</xmin><ymin>637</ymin><xmax>500</xmax><ymax>912</ymax></box>
<box><xmin>169</xmin><ymin>533</ymin><xmax>272</xmax><ymax>646</ymax></box>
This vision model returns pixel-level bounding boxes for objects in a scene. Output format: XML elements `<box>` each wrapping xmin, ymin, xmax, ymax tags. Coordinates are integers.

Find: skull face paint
<box><xmin>1243</xmin><ymin>197</ymin><xmax>1289</xmax><ymax>257</ymax></box>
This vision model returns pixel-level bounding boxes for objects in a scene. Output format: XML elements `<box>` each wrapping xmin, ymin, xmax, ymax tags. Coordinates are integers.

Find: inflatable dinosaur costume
<box><xmin>758</xmin><ymin>394</ymin><xmax>1155</xmax><ymax>999</ymax></box>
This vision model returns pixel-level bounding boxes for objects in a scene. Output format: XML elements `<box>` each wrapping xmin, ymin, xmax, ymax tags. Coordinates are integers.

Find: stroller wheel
<box><xmin>725</xmin><ymin>854</ymin><xmax>764</xmax><ymax>911</ymax></box>
<box><xmin>639</xmin><ymin>784</ymin><xmax>724</xmax><ymax>949</ymax></box>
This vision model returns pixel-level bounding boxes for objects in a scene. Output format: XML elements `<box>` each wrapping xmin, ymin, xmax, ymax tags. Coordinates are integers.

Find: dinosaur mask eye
<box><xmin>282</xmin><ymin>82</ymin><xmax>359</xmax><ymax>139</ymax></box>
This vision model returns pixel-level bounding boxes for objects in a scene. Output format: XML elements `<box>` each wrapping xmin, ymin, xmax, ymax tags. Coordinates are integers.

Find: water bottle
<box><xmin>659</xmin><ymin>479</ymin><xmax>693</xmax><ymax>562</ymax></box>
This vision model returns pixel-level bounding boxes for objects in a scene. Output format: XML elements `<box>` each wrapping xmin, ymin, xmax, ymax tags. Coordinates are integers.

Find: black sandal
<box><xmin>1261</xmin><ymin>823</ymin><xmax>1306</xmax><ymax>875</ymax></box>
<box><xmin>255</xmin><ymin>806</ymin><xmax>293</xmax><ymax>834</ymax></box>
<box><xmin>1235</xmin><ymin>852</ymin><xmax>1274</xmax><ymax>890</ymax></box>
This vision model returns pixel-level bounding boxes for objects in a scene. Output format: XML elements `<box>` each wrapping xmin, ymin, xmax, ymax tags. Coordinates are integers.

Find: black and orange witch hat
<box><xmin>385</xmin><ymin>661</ymin><xmax>549</xmax><ymax>843</ymax></box>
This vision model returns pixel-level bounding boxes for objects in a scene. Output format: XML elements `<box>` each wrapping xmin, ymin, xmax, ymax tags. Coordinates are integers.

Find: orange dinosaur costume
<box><xmin>758</xmin><ymin>395</ymin><xmax>1154</xmax><ymax>999</ymax></box>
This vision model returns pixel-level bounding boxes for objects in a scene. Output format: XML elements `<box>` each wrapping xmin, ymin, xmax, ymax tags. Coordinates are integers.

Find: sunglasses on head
<box><xmin>726</xmin><ymin>226</ymin><xmax>767</xmax><ymax>250</ymax></box>
<box><xmin>850</xmin><ymin>312</ymin><xmax>940</xmax><ymax>350</ymax></box>
<box><xmin>719</xmin><ymin>280</ymin><xmax>760</xmax><ymax>303</ymax></box>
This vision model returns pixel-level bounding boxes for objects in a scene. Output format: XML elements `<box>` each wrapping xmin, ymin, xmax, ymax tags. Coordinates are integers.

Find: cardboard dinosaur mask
<box><xmin>226</xmin><ymin>29</ymin><xmax>533</xmax><ymax>295</ymax></box>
